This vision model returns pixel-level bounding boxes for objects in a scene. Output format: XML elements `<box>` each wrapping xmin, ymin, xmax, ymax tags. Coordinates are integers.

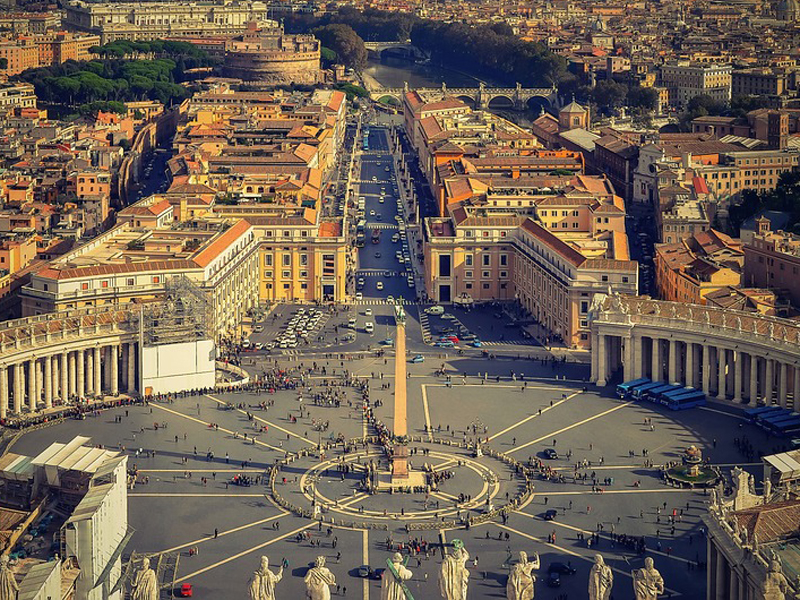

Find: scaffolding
<box><xmin>138</xmin><ymin>276</ymin><xmax>213</xmax><ymax>347</ymax></box>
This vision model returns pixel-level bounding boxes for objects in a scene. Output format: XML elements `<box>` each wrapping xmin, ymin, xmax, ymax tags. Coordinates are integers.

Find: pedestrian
<box><xmin>214</xmin><ymin>528</ymin><xmax>218</xmax><ymax>539</ymax></box>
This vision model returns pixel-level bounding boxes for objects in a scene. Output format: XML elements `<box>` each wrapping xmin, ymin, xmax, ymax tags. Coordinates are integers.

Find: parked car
<box><xmin>547</xmin><ymin>572</ymin><xmax>561</xmax><ymax>587</ymax></box>
<box><xmin>358</xmin><ymin>565</ymin><xmax>373</xmax><ymax>578</ymax></box>
<box><xmin>542</xmin><ymin>509</ymin><xmax>558</xmax><ymax>521</ymax></box>
<box><xmin>548</xmin><ymin>562</ymin><xmax>577</xmax><ymax>576</ymax></box>
<box><xmin>543</xmin><ymin>448</ymin><xmax>558</xmax><ymax>459</ymax></box>
<box><xmin>410</xmin><ymin>354</ymin><xmax>425</xmax><ymax>363</ymax></box>
<box><xmin>425</xmin><ymin>306</ymin><xmax>445</xmax><ymax>315</ymax></box>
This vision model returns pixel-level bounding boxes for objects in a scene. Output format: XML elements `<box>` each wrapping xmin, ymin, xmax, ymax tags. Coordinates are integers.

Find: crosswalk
<box><xmin>419</xmin><ymin>311</ymin><xmax>432</xmax><ymax>343</ymax></box>
<box><xmin>357</xmin><ymin>269</ymin><xmax>398</xmax><ymax>276</ymax></box>
<box><xmin>354</xmin><ymin>299</ymin><xmax>420</xmax><ymax>306</ymax></box>
<box><xmin>366</xmin><ymin>223</ymin><xmax>399</xmax><ymax>230</ymax></box>
<box><xmin>354</xmin><ymin>180</ymin><xmax>393</xmax><ymax>185</ymax></box>
<box><xmin>480</xmin><ymin>340</ymin><xmax>538</xmax><ymax>347</ymax></box>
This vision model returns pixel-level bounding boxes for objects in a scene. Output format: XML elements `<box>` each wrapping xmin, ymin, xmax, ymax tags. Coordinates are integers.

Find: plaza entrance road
<box><xmin>10</xmin><ymin>351</ymin><xmax>780</xmax><ymax>600</ymax></box>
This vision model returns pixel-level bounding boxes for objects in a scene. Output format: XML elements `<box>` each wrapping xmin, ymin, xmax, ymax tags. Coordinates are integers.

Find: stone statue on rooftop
<box><xmin>0</xmin><ymin>555</ymin><xmax>17</xmax><ymax>600</ymax></box>
<box><xmin>304</xmin><ymin>556</ymin><xmax>336</xmax><ymax>600</ymax></box>
<box><xmin>588</xmin><ymin>554</ymin><xmax>613</xmax><ymax>600</ymax></box>
<box><xmin>506</xmin><ymin>550</ymin><xmax>538</xmax><ymax>600</ymax></box>
<box><xmin>248</xmin><ymin>556</ymin><xmax>283</xmax><ymax>600</ymax></box>
<box><xmin>439</xmin><ymin>544</ymin><xmax>469</xmax><ymax>600</ymax></box>
<box><xmin>761</xmin><ymin>557</ymin><xmax>788</xmax><ymax>600</ymax></box>
<box><xmin>632</xmin><ymin>557</ymin><xmax>664</xmax><ymax>600</ymax></box>
<box><xmin>130</xmin><ymin>557</ymin><xmax>158</xmax><ymax>600</ymax></box>
<box><xmin>382</xmin><ymin>552</ymin><xmax>412</xmax><ymax>600</ymax></box>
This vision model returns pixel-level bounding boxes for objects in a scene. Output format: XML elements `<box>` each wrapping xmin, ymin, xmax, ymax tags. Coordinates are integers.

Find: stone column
<box><xmin>27</xmin><ymin>358</ymin><xmax>37</xmax><ymax>411</ymax></box>
<box><xmin>794</xmin><ymin>366</ymin><xmax>800</xmax><ymax>413</ymax></box>
<box><xmin>76</xmin><ymin>350</ymin><xmax>85</xmax><ymax>399</ymax></box>
<box><xmin>597</xmin><ymin>334</ymin><xmax>608</xmax><ymax>386</ymax></box>
<box><xmin>60</xmin><ymin>352</ymin><xmax>68</xmax><ymax>402</ymax></box>
<box><xmin>668</xmin><ymin>339</ymin><xmax>678</xmax><ymax>384</ymax></box>
<box><xmin>0</xmin><ymin>366</ymin><xmax>8</xmax><ymax>420</ymax></box>
<box><xmin>93</xmin><ymin>346</ymin><xmax>102</xmax><ymax>397</ymax></box>
<box><xmin>686</xmin><ymin>342</ymin><xmax>695</xmax><ymax>388</ymax></box>
<box><xmin>111</xmin><ymin>345</ymin><xmax>119</xmax><ymax>396</ymax></box>
<box><xmin>652</xmin><ymin>338</ymin><xmax>661</xmax><ymax>382</ymax></box>
<box><xmin>85</xmin><ymin>349</ymin><xmax>94</xmax><ymax>396</ymax></box>
<box><xmin>590</xmin><ymin>331</ymin><xmax>599</xmax><ymax>382</ymax></box>
<box><xmin>733</xmin><ymin>351</ymin><xmax>743</xmax><ymax>402</ymax></box>
<box><xmin>623</xmin><ymin>335</ymin><xmax>634</xmax><ymax>381</ymax></box>
<box><xmin>717</xmin><ymin>348</ymin><xmax>727</xmax><ymax>399</ymax></box>
<box><xmin>13</xmin><ymin>363</ymin><xmax>22</xmax><ymax>414</ymax></box>
<box><xmin>731</xmin><ymin>572</ymin><xmax>740</xmax><ymax>600</ymax></box>
<box><xmin>765</xmin><ymin>359</ymin><xmax>774</xmax><ymax>404</ymax></box>
<box><xmin>715</xmin><ymin>546</ymin><xmax>727</xmax><ymax>600</ymax></box>
<box><xmin>69</xmin><ymin>352</ymin><xmax>76</xmax><ymax>397</ymax></box>
<box><xmin>127</xmin><ymin>342</ymin><xmax>137</xmax><ymax>393</ymax></box>
<box><xmin>779</xmin><ymin>362</ymin><xmax>788</xmax><ymax>408</ymax></box>
<box><xmin>44</xmin><ymin>355</ymin><xmax>52</xmax><ymax>409</ymax></box>
<box><xmin>633</xmin><ymin>334</ymin><xmax>643</xmax><ymax>380</ymax></box>
<box><xmin>702</xmin><ymin>344</ymin><xmax>711</xmax><ymax>396</ymax></box>
<box><xmin>750</xmin><ymin>355</ymin><xmax>759</xmax><ymax>403</ymax></box>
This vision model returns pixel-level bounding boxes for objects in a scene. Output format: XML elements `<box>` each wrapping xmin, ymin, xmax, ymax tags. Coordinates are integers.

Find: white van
<box><xmin>425</xmin><ymin>305</ymin><xmax>445</xmax><ymax>316</ymax></box>
<box><xmin>348</xmin><ymin>317</ymin><xmax>357</xmax><ymax>329</ymax></box>
<box><xmin>365</xmin><ymin>322</ymin><xmax>374</xmax><ymax>334</ymax></box>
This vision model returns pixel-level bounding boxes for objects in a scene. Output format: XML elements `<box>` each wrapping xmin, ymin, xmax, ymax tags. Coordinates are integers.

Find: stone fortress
<box><xmin>222</xmin><ymin>22</ymin><xmax>321</xmax><ymax>85</ymax></box>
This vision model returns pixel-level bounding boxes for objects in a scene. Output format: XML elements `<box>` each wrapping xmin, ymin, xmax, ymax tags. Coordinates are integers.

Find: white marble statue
<box><xmin>439</xmin><ymin>546</ymin><xmax>470</xmax><ymax>600</ymax></box>
<box><xmin>130</xmin><ymin>557</ymin><xmax>159</xmax><ymax>600</ymax></box>
<box><xmin>761</xmin><ymin>558</ymin><xmax>788</xmax><ymax>600</ymax></box>
<box><xmin>382</xmin><ymin>552</ymin><xmax>412</xmax><ymax>600</ymax></box>
<box><xmin>588</xmin><ymin>554</ymin><xmax>613</xmax><ymax>600</ymax></box>
<box><xmin>631</xmin><ymin>557</ymin><xmax>664</xmax><ymax>600</ymax></box>
<box><xmin>0</xmin><ymin>555</ymin><xmax>18</xmax><ymax>600</ymax></box>
<box><xmin>248</xmin><ymin>556</ymin><xmax>283</xmax><ymax>600</ymax></box>
<box><xmin>506</xmin><ymin>551</ymin><xmax>538</xmax><ymax>600</ymax></box>
<box><xmin>304</xmin><ymin>556</ymin><xmax>336</xmax><ymax>600</ymax></box>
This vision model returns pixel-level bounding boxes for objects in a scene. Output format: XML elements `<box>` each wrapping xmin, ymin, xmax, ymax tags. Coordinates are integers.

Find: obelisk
<box><xmin>391</xmin><ymin>302</ymin><xmax>409</xmax><ymax>481</ymax></box>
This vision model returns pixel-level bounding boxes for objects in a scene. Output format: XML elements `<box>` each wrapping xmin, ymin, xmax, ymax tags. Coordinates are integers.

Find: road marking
<box><xmin>488</xmin><ymin>391</ymin><xmax>582</xmax><ymax>441</ymax></box>
<box><xmin>698</xmin><ymin>406</ymin><xmax>746</xmax><ymax>421</ymax></box>
<box><xmin>157</xmin><ymin>510</ymin><xmax>288</xmax><ymax>554</ymax></box>
<box><xmin>137</xmin><ymin>469</ymin><xmax>264</xmax><ymax>474</ymax></box>
<box><xmin>521</xmin><ymin>488</ymin><xmax>695</xmax><ymax>496</ymax></box>
<box><xmin>421</xmin><ymin>384</ymin><xmax>433</xmax><ymax>441</ymax></box>
<box><xmin>174</xmin><ymin>522</ymin><xmax>316</xmax><ymax>584</ymax></box>
<box><xmin>129</xmin><ymin>493</ymin><xmax>268</xmax><ymax>497</ymax></box>
<box><xmin>495</xmin><ymin>523</ymin><xmax>682</xmax><ymax>597</ymax></box>
<box><xmin>151</xmin><ymin>403</ymin><xmax>284</xmax><ymax>452</ymax></box>
<box><xmin>363</xmin><ymin>530</ymin><xmax>370</xmax><ymax>600</ymax></box>
<box><xmin>206</xmin><ymin>394</ymin><xmax>316</xmax><ymax>446</ymax></box>
<box><xmin>507</xmin><ymin>402</ymin><xmax>633</xmax><ymax>454</ymax></box>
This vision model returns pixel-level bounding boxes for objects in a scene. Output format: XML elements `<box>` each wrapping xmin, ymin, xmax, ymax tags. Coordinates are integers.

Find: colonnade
<box><xmin>590</xmin><ymin>296</ymin><xmax>800</xmax><ymax>410</ymax></box>
<box><xmin>593</xmin><ymin>332</ymin><xmax>800</xmax><ymax>410</ymax></box>
<box><xmin>0</xmin><ymin>342</ymin><xmax>139</xmax><ymax>420</ymax></box>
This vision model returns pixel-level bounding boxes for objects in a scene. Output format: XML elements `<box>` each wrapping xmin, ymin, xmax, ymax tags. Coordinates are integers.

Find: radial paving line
<box><xmin>487</xmin><ymin>391</ymin><xmax>582</xmax><ymax>442</ymax></box>
<box><xmin>420</xmin><ymin>384</ymin><xmax>433</xmax><ymax>441</ymax></box>
<box><xmin>362</xmin><ymin>529</ymin><xmax>370</xmax><ymax>600</ymax></box>
<box><xmin>129</xmin><ymin>493</ymin><xmax>268</xmax><ymax>498</ymax></box>
<box><xmin>507</xmin><ymin>402</ymin><xmax>633</xmax><ymax>454</ymax></box>
<box><xmin>174</xmin><ymin>522</ymin><xmax>316</xmax><ymax>584</ymax></box>
<box><xmin>157</xmin><ymin>511</ymin><xmax>289</xmax><ymax>554</ymax></box>
<box><xmin>495</xmin><ymin>523</ymin><xmax>682</xmax><ymax>597</ymax></box>
<box><xmin>150</xmin><ymin>403</ymin><xmax>284</xmax><ymax>452</ymax></box>
<box><xmin>519</xmin><ymin>488</ymin><xmax>695</xmax><ymax>496</ymax></box>
<box><xmin>206</xmin><ymin>394</ymin><xmax>316</xmax><ymax>446</ymax></box>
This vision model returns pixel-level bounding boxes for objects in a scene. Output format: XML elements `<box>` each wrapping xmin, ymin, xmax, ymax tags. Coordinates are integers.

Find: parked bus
<box><xmin>755</xmin><ymin>408</ymin><xmax>793</xmax><ymax>426</ymax></box>
<box><xmin>616</xmin><ymin>378</ymin><xmax>650</xmax><ymax>399</ymax></box>
<box><xmin>657</xmin><ymin>386</ymin><xmax>696</xmax><ymax>405</ymax></box>
<box><xmin>745</xmin><ymin>406</ymin><xmax>784</xmax><ymax>421</ymax></box>
<box><xmin>665</xmin><ymin>390</ymin><xmax>706</xmax><ymax>410</ymax></box>
<box><xmin>759</xmin><ymin>411</ymin><xmax>800</xmax><ymax>430</ymax></box>
<box><xmin>629</xmin><ymin>381</ymin><xmax>662</xmax><ymax>400</ymax></box>
<box><xmin>768</xmin><ymin>417</ymin><xmax>800</xmax><ymax>436</ymax></box>
<box><xmin>643</xmin><ymin>383</ymin><xmax>683</xmax><ymax>402</ymax></box>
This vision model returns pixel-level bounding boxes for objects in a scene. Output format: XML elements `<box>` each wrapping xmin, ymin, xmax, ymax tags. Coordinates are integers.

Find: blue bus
<box><xmin>644</xmin><ymin>384</ymin><xmax>682</xmax><ymax>402</ymax></box>
<box><xmin>767</xmin><ymin>417</ymin><xmax>800</xmax><ymax>436</ymax></box>
<box><xmin>665</xmin><ymin>390</ymin><xmax>706</xmax><ymax>410</ymax></box>
<box><xmin>656</xmin><ymin>386</ymin><xmax>695</xmax><ymax>405</ymax></box>
<box><xmin>757</xmin><ymin>409</ymin><xmax>794</xmax><ymax>426</ymax></box>
<box><xmin>631</xmin><ymin>381</ymin><xmax>664</xmax><ymax>400</ymax></box>
<box><xmin>745</xmin><ymin>406</ymin><xmax>785</xmax><ymax>422</ymax></box>
<box><xmin>616</xmin><ymin>378</ymin><xmax>650</xmax><ymax>399</ymax></box>
<box><xmin>760</xmin><ymin>412</ymin><xmax>800</xmax><ymax>430</ymax></box>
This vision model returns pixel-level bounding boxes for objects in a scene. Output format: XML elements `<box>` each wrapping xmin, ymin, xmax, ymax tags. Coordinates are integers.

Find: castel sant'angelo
<box><xmin>222</xmin><ymin>22</ymin><xmax>321</xmax><ymax>85</ymax></box>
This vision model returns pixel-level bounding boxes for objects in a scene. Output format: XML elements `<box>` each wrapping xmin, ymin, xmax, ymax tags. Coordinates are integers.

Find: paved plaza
<box><xmin>8</xmin><ymin>350</ymin><xmax>780</xmax><ymax>600</ymax></box>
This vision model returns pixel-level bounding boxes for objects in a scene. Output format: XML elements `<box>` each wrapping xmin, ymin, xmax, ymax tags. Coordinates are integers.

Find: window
<box><xmin>465</xmin><ymin>254</ymin><xmax>473</xmax><ymax>266</ymax></box>
<box><xmin>482</xmin><ymin>283</ymin><xmax>490</xmax><ymax>289</ymax></box>
<box><xmin>465</xmin><ymin>271</ymin><xmax>473</xmax><ymax>279</ymax></box>
<box><xmin>264</xmin><ymin>254</ymin><xmax>273</xmax><ymax>266</ymax></box>
<box><xmin>482</xmin><ymin>231</ymin><xmax>489</xmax><ymax>238</ymax></box>
<box><xmin>300</xmin><ymin>254</ymin><xmax>308</xmax><ymax>266</ymax></box>
<box><xmin>465</xmin><ymin>282</ymin><xmax>473</xmax><ymax>290</ymax></box>
<box><xmin>323</xmin><ymin>254</ymin><xmax>335</xmax><ymax>277</ymax></box>
<box><xmin>601</xmin><ymin>275</ymin><xmax>608</xmax><ymax>282</ymax></box>
<box><xmin>283</xmin><ymin>231</ymin><xmax>290</xmax><ymax>238</ymax></box>
<box><xmin>500</xmin><ymin>283</ymin><xmax>507</xmax><ymax>289</ymax></box>
<box><xmin>580</xmin><ymin>301</ymin><xmax>589</xmax><ymax>313</ymax></box>
<box><xmin>282</xmin><ymin>270</ymin><xmax>291</xmax><ymax>279</ymax></box>
<box><xmin>482</xmin><ymin>271</ymin><xmax>490</xmax><ymax>279</ymax></box>
<box><xmin>500</xmin><ymin>271</ymin><xmax>508</xmax><ymax>278</ymax></box>
<box><xmin>282</xmin><ymin>254</ymin><xmax>291</xmax><ymax>267</ymax></box>
<box><xmin>152</xmin><ymin>276</ymin><xmax>160</xmax><ymax>284</ymax></box>
<box><xmin>101</xmin><ymin>280</ymin><xmax>109</xmax><ymax>288</ymax></box>
<box><xmin>622</xmin><ymin>276</ymin><xmax>629</xmax><ymax>283</ymax></box>
<box><xmin>301</xmin><ymin>283</ymin><xmax>308</xmax><ymax>289</ymax></box>
<box><xmin>482</xmin><ymin>255</ymin><xmax>490</xmax><ymax>267</ymax></box>
<box><xmin>439</xmin><ymin>255</ymin><xmax>452</xmax><ymax>277</ymax></box>
<box><xmin>283</xmin><ymin>283</ymin><xmax>290</xmax><ymax>289</ymax></box>
<box><xmin>580</xmin><ymin>320</ymin><xmax>588</xmax><ymax>327</ymax></box>
<box><xmin>300</xmin><ymin>271</ymin><xmax>308</xmax><ymax>278</ymax></box>
<box><xmin>264</xmin><ymin>270</ymin><xmax>273</xmax><ymax>278</ymax></box>
<box><xmin>500</xmin><ymin>254</ymin><xmax>508</xmax><ymax>266</ymax></box>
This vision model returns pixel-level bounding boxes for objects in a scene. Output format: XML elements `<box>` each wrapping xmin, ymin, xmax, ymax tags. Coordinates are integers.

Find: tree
<box><xmin>312</xmin><ymin>24</ymin><xmax>367</xmax><ymax>71</ymax></box>
<box><xmin>626</xmin><ymin>86</ymin><xmax>659</xmax><ymax>112</ymax></box>
<box><xmin>591</xmin><ymin>80</ymin><xmax>628</xmax><ymax>115</ymax></box>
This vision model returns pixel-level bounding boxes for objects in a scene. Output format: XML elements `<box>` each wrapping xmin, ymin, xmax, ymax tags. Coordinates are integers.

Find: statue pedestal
<box><xmin>392</xmin><ymin>446</ymin><xmax>409</xmax><ymax>481</ymax></box>
<box><xmin>376</xmin><ymin>470</ymin><xmax>427</xmax><ymax>491</ymax></box>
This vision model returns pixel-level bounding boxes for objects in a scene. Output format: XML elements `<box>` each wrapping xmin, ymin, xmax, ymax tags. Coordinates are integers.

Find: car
<box><xmin>387</xmin><ymin>295</ymin><xmax>395</xmax><ymax>304</ymax></box>
<box><xmin>440</xmin><ymin>335</ymin><xmax>459</xmax><ymax>343</ymax></box>
<box><xmin>381</xmin><ymin>337</ymin><xmax>394</xmax><ymax>346</ymax></box>
<box><xmin>348</xmin><ymin>317</ymin><xmax>357</xmax><ymax>328</ymax></box>
<box><xmin>365</xmin><ymin>322</ymin><xmax>374</xmax><ymax>334</ymax></box>
<box><xmin>407</xmin><ymin>278</ymin><xmax>414</xmax><ymax>287</ymax></box>
<box><xmin>242</xmin><ymin>339</ymin><xmax>251</xmax><ymax>349</ymax></box>
<box><xmin>410</xmin><ymin>354</ymin><xmax>425</xmax><ymax>363</ymax></box>
<box><xmin>384</xmin><ymin>270</ymin><xmax>393</xmax><ymax>278</ymax></box>
<box><xmin>392</xmin><ymin>234</ymin><xmax>400</xmax><ymax>243</ymax></box>
<box><xmin>547</xmin><ymin>572</ymin><xmax>561</xmax><ymax>588</ymax></box>
<box><xmin>364</xmin><ymin>308</ymin><xmax>373</xmax><ymax>316</ymax></box>
<box><xmin>435</xmin><ymin>340</ymin><xmax>455</xmax><ymax>348</ymax></box>
<box><xmin>371</xmin><ymin>176</ymin><xmax>377</xmax><ymax>181</ymax></box>
<box><xmin>542</xmin><ymin>509</ymin><xmax>558</xmax><ymax>521</ymax></box>
<box><xmin>178</xmin><ymin>583</ymin><xmax>194</xmax><ymax>597</ymax></box>
<box><xmin>548</xmin><ymin>562</ymin><xmax>577</xmax><ymax>576</ymax></box>
<box><xmin>253</xmin><ymin>325</ymin><xmax>264</xmax><ymax>333</ymax></box>
<box><xmin>376</xmin><ymin>281</ymin><xmax>384</xmax><ymax>290</ymax></box>
<box><xmin>543</xmin><ymin>448</ymin><xmax>558</xmax><ymax>459</ymax></box>
<box><xmin>379</xmin><ymin>197</ymin><xmax>385</xmax><ymax>204</ymax></box>
<box><xmin>357</xmin><ymin>277</ymin><xmax>365</xmax><ymax>286</ymax></box>
<box><xmin>355</xmin><ymin>292</ymin><xmax>363</xmax><ymax>300</ymax></box>
<box><xmin>470</xmin><ymin>340</ymin><xmax>483</xmax><ymax>348</ymax></box>
<box><xmin>425</xmin><ymin>305</ymin><xmax>445</xmax><ymax>315</ymax></box>
<box><xmin>376</xmin><ymin>214</ymin><xmax>382</xmax><ymax>221</ymax></box>
<box><xmin>375</xmin><ymin>252</ymin><xmax>382</xmax><ymax>258</ymax></box>
<box><xmin>358</xmin><ymin>565</ymin><xmax>373</xmax><ymax>578</ymax></box>
<box><xmin>441</xmin><ymin>313</ymin><xmax>456</xmax><ymax>320</ymax></box>
<box><xmin>255</xmin><ymin>342</ymin><xmax>264</xmax><ymax>351</ymax></box>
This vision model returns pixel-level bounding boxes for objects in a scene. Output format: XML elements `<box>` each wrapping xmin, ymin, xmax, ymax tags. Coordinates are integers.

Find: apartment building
<box><xmin>743</xmin><ymin>217</ymin><xmax>800</xmax><ymax>309</ymax></box>
<box><xmin>732</xmin><ymin>68</ymin><xmax>787</xmax><ymax>97</ymax></box>
<box><xmin>660</xmin><ymin>61</ymin><xmax>732</xmax><ymax>108</ymax></box>
<box><xmin>423</xmin><ymin>174</ymin><xmax>637</xmax><ymax>348</ymax></box>
<box><xmin>655</xmin><ymin>229</ymin><xmax>743</xmax><ymax>304</ymax></box>
<box><xmin>0</xmin><ymin>31</ymin><xmax>99</xmax><ymax>76</ymax></box>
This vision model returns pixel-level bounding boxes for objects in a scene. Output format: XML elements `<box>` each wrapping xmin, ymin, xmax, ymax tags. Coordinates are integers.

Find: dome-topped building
<box><xmin>776</xmin><ymin>0</ymin><xmax>799</xmax><ymax>21</ymax></box>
